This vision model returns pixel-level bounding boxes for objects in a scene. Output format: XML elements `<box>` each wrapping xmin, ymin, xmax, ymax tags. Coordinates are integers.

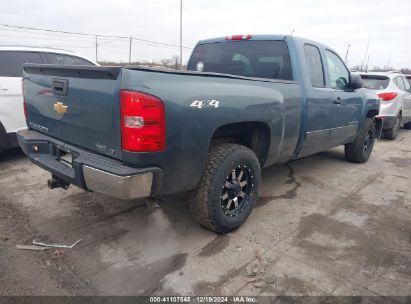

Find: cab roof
<box><xmin>196</xmin><ymin>34</ymin><xmax>335</xmax><ymax>55</ymax></box>
<box><xmin>198</xmin><ymin>34</ymin><xmax>288</xmax><ymax>44</ymax></box>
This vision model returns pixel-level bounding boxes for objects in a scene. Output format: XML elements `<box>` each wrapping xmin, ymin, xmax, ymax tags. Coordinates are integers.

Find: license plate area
<box><xmin>57</xmin><ymin>147</ymin><xmax>73</xmax><ymax>168</ymax></box>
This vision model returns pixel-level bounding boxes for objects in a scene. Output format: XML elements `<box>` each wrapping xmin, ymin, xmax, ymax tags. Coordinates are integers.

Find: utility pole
<box><xmin>365</xmin><ymin>55</ymin><xmax>370</xmax><ymax>72</ymax></box>
<box><xmin>95</xmin><ymin>35</ymin><xmax>98</xmax><ymax>63</ymax></box>
<box><xmin>180</xmin><ymin>0</ymin><xmax>183</xmax><ymax>70</ymax></box>
<box><xmin>386</xmin><ymin>59</ymin><xmax>390</xmax><ymax>70</ymax></box>
<box><xmin>129</xmin><ymin>36</ymin><xmax>132</xmax><ymax>63</ymax></box>
<box><xmin>344</xmin><ymin>44</ymin><xmax>351</xmax><ymax>65</ymax></box>
<box><xmin>361</xmin><ymin>36</ymin><xmax>370</xmax><ymax>71</ymax></box>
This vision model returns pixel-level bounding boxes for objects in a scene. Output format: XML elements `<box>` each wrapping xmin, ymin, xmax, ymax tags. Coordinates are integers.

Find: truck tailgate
<box><xmin>23</xmin><ymin>64</ymin><xmax>123</xmax><ymax>160</ymax></box>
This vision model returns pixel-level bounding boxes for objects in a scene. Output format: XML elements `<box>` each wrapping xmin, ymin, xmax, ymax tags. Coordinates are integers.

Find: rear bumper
<box><xmin>82</xmin><ymin>165</ymin><xmax>153</xmax><ymax>199</ymax></box>
<box><xmin>17</xmin><ymin>129</ymin><xmax>161</xmax><ymax>199</ymax></box>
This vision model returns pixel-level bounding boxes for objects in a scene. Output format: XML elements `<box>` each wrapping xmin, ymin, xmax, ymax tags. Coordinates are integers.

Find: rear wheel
<box><xmin>345</xmin><ymin>118</ymin><xmax>376</xmax><ymax>163</ymax></box>
<box><xmin>383</xmin><ymin>114</ymin><xmax>401</xmax><ymax>140</ymax></box>
<box><xmin>190</xmin><ymin>144</ymin><xmax>261</xmax><ymax>234</ymax></box>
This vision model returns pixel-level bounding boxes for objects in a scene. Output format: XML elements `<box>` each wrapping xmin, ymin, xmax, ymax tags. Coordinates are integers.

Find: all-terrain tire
<box><xmin>383</xmin><ymin>114</ymin><xmax>401</xmax><ymax>140</ymax></box>
<box><xmin>190</xmin><ymin>144</ymin><xmax>261</xmax><ymax>234</ymax></box>
<box><xmin>345</xmin><ymin>118</ymin><xmax>376</xmax><ymax>163</ymax></box>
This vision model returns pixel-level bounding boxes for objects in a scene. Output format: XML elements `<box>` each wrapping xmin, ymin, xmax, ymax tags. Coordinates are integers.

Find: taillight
<box><xmin>225</xmin><ymin>35</ymin><xmax>252</xmax><ymax>41</ymax></box>
<box><xmin>377</xmin><ymin>92</ymin><xmax>398</xmax><ymax>101</ymax></box>
<box><xmin>120</xmin><ymin>90</ymin><xmax>165</xmax><ymax>152</ymax></box>
<box><xmin>23</xmin><ymin>100</ymin><xmax>28</xmax><ymax>119</ymax></box>
<box><xmin>22</xmin><ymin>79</ymin><xmax>28</xmax><ymax>119</ymax></box>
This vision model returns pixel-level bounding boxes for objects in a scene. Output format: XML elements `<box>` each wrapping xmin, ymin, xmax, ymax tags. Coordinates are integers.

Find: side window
<box><xmin>0</xmin><ymin>51</ymin><xmax>43</xmax><ymax>77</ymax></box>
<box><xmin>304</xmin><ymin>44</ymin><xmax>325</xmax><ymax>88</ymax></box>
<box><xmin>45</xmin><ymin>53</ymin><xmax>94</xmax><ymax>66</ymax></box>
<box><xmin>325</xmin><ymin>50</ymin><xmax>350</xmax><ymax>90</ymax></box>
<box><xmin>393</xmin><ymin>76</ymin><xmax>406</xmax><ymax>91</ymax></box>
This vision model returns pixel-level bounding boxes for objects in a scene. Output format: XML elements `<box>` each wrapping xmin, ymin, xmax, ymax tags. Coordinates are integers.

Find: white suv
<box><xmin>0</xmin><ymin>46</ymin><xmax>97</xmax><ymax>152</ymax></box>
<box><xmin>359</xmin><ymin>71</ymin><xmax>411</xmax><ymax>140</ymax></box>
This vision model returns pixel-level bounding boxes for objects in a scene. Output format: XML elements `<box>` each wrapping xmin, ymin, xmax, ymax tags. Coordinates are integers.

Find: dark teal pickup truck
<box><xmin>18</xmin><ymin>35</ymin><xmax>381</xmax><ymax>233</ymax></box>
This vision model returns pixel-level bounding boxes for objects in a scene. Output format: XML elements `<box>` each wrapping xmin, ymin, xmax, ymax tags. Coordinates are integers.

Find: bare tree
<box><xmin>160</xmin><ymin>59</ymin><xmax>173</xmax><ymax>68</ymax></box>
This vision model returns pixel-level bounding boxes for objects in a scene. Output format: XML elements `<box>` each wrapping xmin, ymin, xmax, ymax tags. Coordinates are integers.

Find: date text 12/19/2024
<box><xmin>149</xmin><ymin>296</ymin><xmax>258</xmax><ymax>303</ymax></box>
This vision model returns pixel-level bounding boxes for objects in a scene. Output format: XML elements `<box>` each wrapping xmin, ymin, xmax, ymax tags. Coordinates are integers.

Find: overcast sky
<box><xmin>1</xmin><ymin>0</ymin><xmax>410</xmax><ymax>68</ymax></box>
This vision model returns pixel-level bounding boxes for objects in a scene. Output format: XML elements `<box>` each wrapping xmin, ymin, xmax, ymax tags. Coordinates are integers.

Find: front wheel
<box><xmin>345</xmin><ymin>118</ymin><xmax>376</xmax><ymax>163</ymax></box>
<box><xmin>190</xmin><ymin>144</ymin><xmax>261</xmax><ymax>234</ymax></box>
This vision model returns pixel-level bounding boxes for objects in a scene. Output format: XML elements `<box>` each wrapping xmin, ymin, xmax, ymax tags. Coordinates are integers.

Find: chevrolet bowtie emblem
<box><xmin>53</xmin><ymin>102</ymin><xmax>68</xmax><ymax>115</ymax></box>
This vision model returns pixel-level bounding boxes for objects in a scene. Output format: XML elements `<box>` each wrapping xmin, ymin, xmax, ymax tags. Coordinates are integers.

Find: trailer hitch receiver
<box><xmin>47</xmin><ymin>175</ymin><xmax>70</xmax><ymax>190</ymax></box>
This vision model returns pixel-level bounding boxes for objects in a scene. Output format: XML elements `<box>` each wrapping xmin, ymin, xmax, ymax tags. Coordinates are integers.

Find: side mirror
<box><xmin>349</xmin><ymin>74</ymin><xmax>363</xmax><ymax>90</ymax></box>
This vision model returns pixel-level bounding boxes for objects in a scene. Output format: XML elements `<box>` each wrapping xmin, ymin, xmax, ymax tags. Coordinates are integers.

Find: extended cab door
<box><xmin>298</xmin><ymin>44</ymin><xmax>333</xmax><ymax>158</ymax></box>
<box><xmin>324</xmin><ymin>50</ymin><xmax>362</xmax><ymax>147</ymax></box>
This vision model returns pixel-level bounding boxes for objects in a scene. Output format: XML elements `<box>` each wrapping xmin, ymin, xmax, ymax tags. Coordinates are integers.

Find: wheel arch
<box><xmin>209</xmin><ymin>121</ymin><xmax>271</xmax><ymax>167</ymax></box>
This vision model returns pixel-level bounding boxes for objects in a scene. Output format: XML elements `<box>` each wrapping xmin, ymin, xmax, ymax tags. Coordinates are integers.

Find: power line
<box><xmin>0</xmin><ymin>27</ymin><xmax>192</xmax><ymax>51</ymax></box>
<box><xmin>0</xmin><ymin>42</ymin><xmax>93</xmax><ymax>50</ymax></box>
<box><xmin>100</xmin><ymin>45</ymin><xmax>176</xmax><ymax>62</ymax></box>
<box><xmin>183</xmin><ymin>5</ymin><xmax>226</xmax><ymax>32</ymax></box>
<box><xmin>0</xmin><ymin>26</ymin><xmax>132</xmax><ymax>43</ymax></box>
<box><xmin>1</xmin><ymin>26</ymin><xmax>89</xmax><ymax>40</ymax></box>
<box><xmin>134</xmin><ymin>0</ymin><xmax>226</xmax><ymax>32</ymax></box>
<box><xmin>0</xmin><ymin>30</ymin><xmax>94</xmax><ymax>44</ymax></box>
<box><xmin>0</xmin><ymin>24</ymin><xmax>193</xmax><ymax>50</ymax></box>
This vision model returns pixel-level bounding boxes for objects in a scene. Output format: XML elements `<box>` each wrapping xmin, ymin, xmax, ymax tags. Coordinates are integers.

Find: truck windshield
<box><xmin>187</xmin><ymin>40</ymin><xmax>293</xmax><ymax>81</ymax></box>
<box><xmin>360</xmin><ymin>75</ymin><xmax>390</xmax><ymax>90</ymax></box>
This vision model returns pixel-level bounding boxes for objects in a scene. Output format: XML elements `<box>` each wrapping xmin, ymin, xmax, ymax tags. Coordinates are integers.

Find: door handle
<box><xmin>51</xmin><ymin>78</ymin><xmax>69</xmax><ymax>96</ymax></box>
<box><xmin>333</xmin><ymin>97</ymin><xmax>342</xmax><ymax>104</ymax></box>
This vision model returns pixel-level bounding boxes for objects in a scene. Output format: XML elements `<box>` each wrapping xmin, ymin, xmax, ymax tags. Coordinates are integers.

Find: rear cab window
<box><xmin>187</xmin><ymin>40</ymin><xmax>293</xmax><ymax>80</ymax></box>
<box><xmin>44</xmin><ymin>53</ymin><xmax>94</xmax><ymax>66</ymax></box>
<box><xmin>0</xmin><ymin>51</ymin><xmax>44</xmax><ymax>77</ymax></box>
<box><xmin>360</xmin><ymin>75</ymin><xmax>390</xmax><ymax>90</ymax></box>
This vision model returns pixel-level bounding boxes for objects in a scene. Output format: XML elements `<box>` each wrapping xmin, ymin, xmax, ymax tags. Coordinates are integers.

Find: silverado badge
<box><xmin>53</xmin><ymin>101</ymin><xmax>68</xmax><ymax>115</ymax></box>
